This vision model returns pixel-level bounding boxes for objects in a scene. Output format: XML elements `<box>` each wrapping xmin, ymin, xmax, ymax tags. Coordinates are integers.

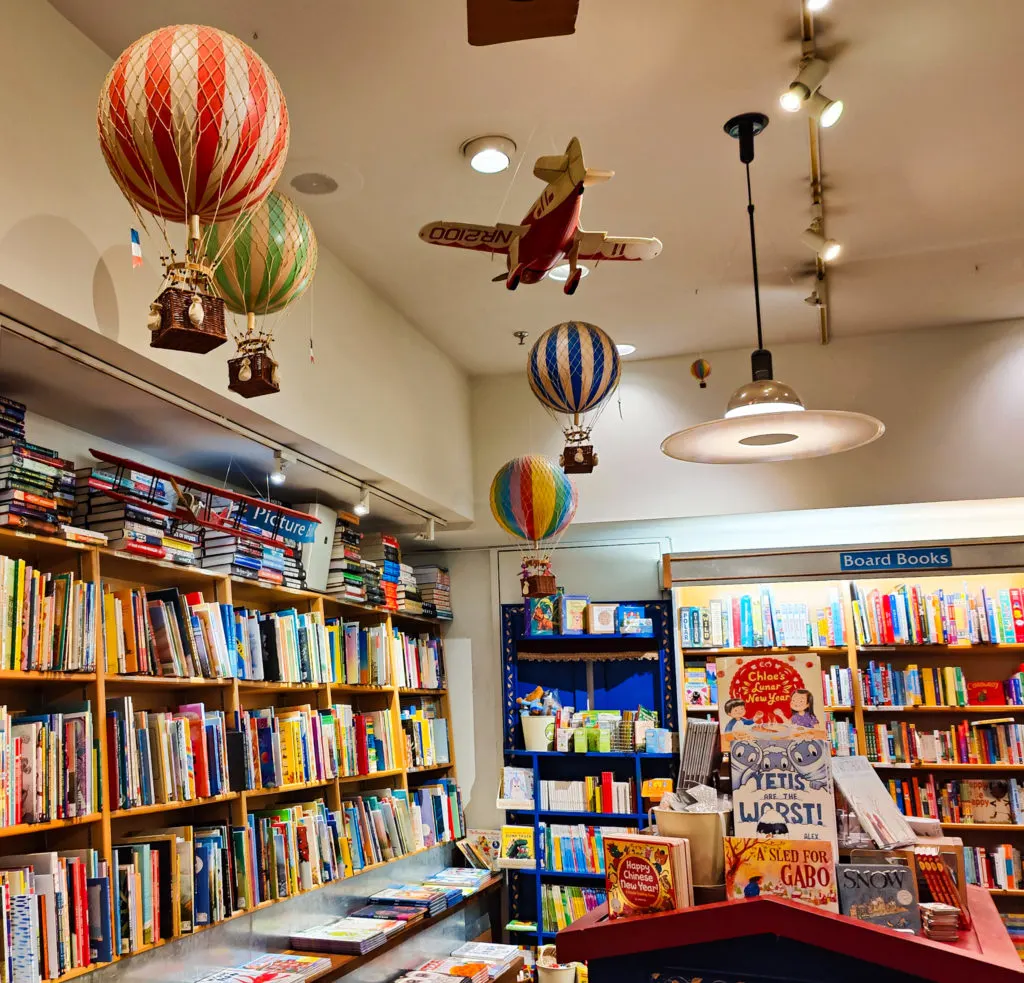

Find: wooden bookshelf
<box><xmin>0</xmin><ymin>527</ymin><xmax>456</xmax><ymax>981</ymax></box>
<box><xmin>666</xmin><ymin>551</ymin><xmax>1024</xmax><ymax>906</ymax></box>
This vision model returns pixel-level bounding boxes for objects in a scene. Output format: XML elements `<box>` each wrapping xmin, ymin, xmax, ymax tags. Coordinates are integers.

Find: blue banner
<box><xmin>235</xmin><ymin>502</ymin><xmax>318</xmax><ymax>544</ymax></box>
<box><xmin>838</xmin><ymin>547</ymin><xmax>952</xmax><ymax>572</ymax></box>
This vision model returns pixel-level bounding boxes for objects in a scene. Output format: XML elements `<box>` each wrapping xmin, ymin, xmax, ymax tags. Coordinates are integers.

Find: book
<box><xmin>603</xmin><ymin>832</ymin><xmax>692</xmax><ymax>918</ymax></box>
<box><xmin>541</xmin><ymin>883</ymin><xmax>606</xmax><ymax>932</ymax></box>
<box><xmin>348</xmin><ymin>903</ymin><xmax>425</xmax><ymax>924</ymax></box>
<box><xmin>837</xmin><ymin>863</ymin><xmax>922</xmax><ymax>932</ymax></box>
<box><xmin>717</xmin><ymin>653</ymin><xmax>827</xmax><ymax>749</ymax></box>
<box><xmin>730</xmin><ymin>736</ymin><xmax>837</xmax><ymax>850</ymax></box>
<box><xmin>288</xmin><ymin>916</ymin><xmax>391</xmax><ymax>954</ymax></box>
<box><xmin>724</xmin><ymin>837</ymin><xmax>838</xmax><ymax>912</ymax></box>
<box><xmin>496</xmin><ymin>825</ymin><xmax>536</xmax><ymax>869</ymax></box>
<box><xmin>831</xmin><ymin>757</ymin><xmax>916</xmax><ymax>849</ymax></box>
<box><xmin>240</xmin><ymin>954</ymin><xmax>332</xmax><ymax>980</ymax></box>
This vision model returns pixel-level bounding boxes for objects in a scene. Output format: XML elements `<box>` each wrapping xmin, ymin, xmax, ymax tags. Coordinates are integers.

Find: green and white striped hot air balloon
<box><xmin>204</xmin><ymin>190</ymin><xmax>318</xmax><ymax>391</ymax></box>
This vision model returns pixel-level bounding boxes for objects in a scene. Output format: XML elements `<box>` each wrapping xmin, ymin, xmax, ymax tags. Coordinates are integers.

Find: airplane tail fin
<box><xmin>533</xmin><ymin>137</ymin><xmax>614</xmax><ymax>187</ymax></box>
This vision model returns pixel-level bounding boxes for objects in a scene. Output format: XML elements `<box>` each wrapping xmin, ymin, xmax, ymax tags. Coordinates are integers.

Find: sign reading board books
<box><xmin>838</xmin><ymin>863</ymin><xmax>922</xmax><ymax>933</ymax></box>
<box><xmin>724</xmin><ymin>837</ymin><xmax>838</xmax><ymax>912</ymax></box>
<box><xmin>730</xmin><ymin>736</ymin><xmax>838</xmax><ymax>851</ymax></box>
<box><xmin>604</xmin><ymin>832</ymin><xmax>693</xmax><ymax>918</ymax></box>
<box><xmin>717</xmin><ymin>654</ymin><xmax>826</xmax><ymax>751</ymax></box>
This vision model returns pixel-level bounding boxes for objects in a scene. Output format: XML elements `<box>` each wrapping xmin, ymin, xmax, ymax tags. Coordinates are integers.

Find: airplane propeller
<box><xmin>492</xmin><ymin>272</ymin><xmax>510</xmax><ymax>282</ymax></box>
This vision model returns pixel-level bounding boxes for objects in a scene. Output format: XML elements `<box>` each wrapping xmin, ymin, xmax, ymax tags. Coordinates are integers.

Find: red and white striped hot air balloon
<box><xmin>97</xmin><ymin>25</ymin><xmax>290</xmax><ymax>354</ymax></box>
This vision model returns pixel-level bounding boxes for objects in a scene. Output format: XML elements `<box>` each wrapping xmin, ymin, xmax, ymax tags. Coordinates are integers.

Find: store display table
<box><xmin>556</xmin><ymin>885</ymin><xmax>1022</xmax><ymax>983</ymax></box>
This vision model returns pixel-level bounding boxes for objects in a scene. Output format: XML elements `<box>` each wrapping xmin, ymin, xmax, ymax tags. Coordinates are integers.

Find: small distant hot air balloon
<box><xmin>691</xmin><ymin>358</ymin><xmax>711</xmax><ymax>389</ymax></box>
<box><xmin>97</xmin><ymin>25</ymin><xmax>290</xmax><ymax>354</ymax></box>
<box><xmin>206</xmin><ymin>191</ymin><xmax>318</xmax><ymax>397</ymax></box>
<box><xmin>490</xmin><ymin>456</ymin><xmax>578</xmax><ymax>596</ymax></box>
<box><xmin>527</xmin><ymin>321</ymin><xmax>621</xmax><ymax>475</ymax></box>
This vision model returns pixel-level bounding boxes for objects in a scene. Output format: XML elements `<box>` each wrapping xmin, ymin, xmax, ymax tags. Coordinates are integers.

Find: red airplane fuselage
<box><xmin>515</xmin><ymin>183</ymin><xmax>584</xmax><ymax>285</ymax></box>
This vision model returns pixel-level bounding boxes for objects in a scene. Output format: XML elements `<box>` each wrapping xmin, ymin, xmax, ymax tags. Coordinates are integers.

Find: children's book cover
<box><xmin>497</xmin><ymin>825</ymin><xmax>536</xmax><ymax>869</ymax></box>
<box><xmin>830</xmin><ymin>757</ymin><xmax>916</xmax><ymax>849</ymax></box>
<box><xmin>837</xmin><ymin>863</ymin><xmax>921</xmax><ymax>932</ymax></box>
<box><xmin>724</xmin><ymin>837</ymin><xmax>838</xmax><ymax>912</ymax></box>
<box><xmin>964</xmin><ymin>780</ymin><xmax>1015</xmax><ymax>824</ymax></box>
<box><xmin>717</xmin><ymin>654</ymin><xmax>826</xmax><ymax>749</ymax></box>
<box><xmin>730</xmin><ymin>736</ymin><xmax>837</xmax><ymax>851</ymax></box>
<box><xmin>604</xmin><ymin>833</ymin><xmax>685</xmax><ymax>918</ymax></box>
<box><xmin>525</xmin><ymin>596</ymin><xmax>557</xmax><ymax>636</ymax></box>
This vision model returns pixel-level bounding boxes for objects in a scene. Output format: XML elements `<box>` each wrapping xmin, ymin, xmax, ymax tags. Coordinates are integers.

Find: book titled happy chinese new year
<box><xmin>724</xmin><ymin>837</ymin><xmax>838</xmax><ymax>912</ymax></box>
<box><xmin>603</xmin><ymin>832</ymin><xmax>692</xmax><ymax>918</ymax></box>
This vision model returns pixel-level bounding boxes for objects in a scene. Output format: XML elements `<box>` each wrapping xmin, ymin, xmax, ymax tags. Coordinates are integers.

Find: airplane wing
<box><xmin>576</xmin><ymin>231</ymin><xmax>663</xmax><ymax>262</ymax></box>
<box><xmin>419</xmin><ymin>221</ymin><xmax>527</xmax><ymax>254</ymax></box>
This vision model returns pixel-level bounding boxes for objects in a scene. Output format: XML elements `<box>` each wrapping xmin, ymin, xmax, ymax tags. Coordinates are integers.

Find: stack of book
<box><xmin>75</xmin><ymin>464</ymin><xmax>176</xmax><ymax>560</ymax></box>
<box><xmin>348</xmin><ymin>902</ymin><xmax>426</xmax><ymax>924</ymax></box>
<box><xmin>1</xmin><ymin>703</ymin><xmax>97</xmax><ymax>824</ymax></box>
<box><xmin>448</xmin><ymin>942</ymin><xmax>521</xmax><ymax>977</ymax></box>
<box><xmin>537</xmin><ymin>775</ymin><xmax>636</xmax><ymax>814</ymax></box>
<box><xmin>400</xmin><ymin>705</ymin><xmax>450</xmax><ymax>768</ymax></box>
<box><xmin>326</xmin><ymin>510</ymin><xmax>365</xmax><ymax>602</ymax></box>
<box><xmin>851</xmin><ymin>581</ymin><xmax>1024</xmax><ymax>646</ymax></box>
<box><xmin>920</xmin><ymin>902</ymin><xmax>961</xmax><ymax>941</ymax></box>
<box><xmin>324</xmin><ymin>620</ymin><xmax>390</xmax><ymax>686</ymax></box>
<box><xmin>965</xmin><ymin>843</ymin><xmax>1023</xmax><ymax>890</ymax></box>
<box><xmin>541</xmin><ymin>883</ymin><xmax>607</xmax><ymax>932</ymax></box>
<box><xmin>0</xmin><ymin>558</ymin><xmax>98</xmax><ymax>671</ymax></box>
<box><xmin>678</xmin><ymin>587</ymin><xmax>846</xmax><ymax>648</ymax></box>
<box><xmin>231</xmin><ymin>608</ymin><xmax>330</xmax><ymax>683</ymax></box>
<box><xmin>0</xmin><ymin>395</ymin><xmax>26</xmax><ymax>443</ymax></box>
<box><xmin>865</xmin><ymin>718</ymin><xmax>1024</xmax><ymax>765</ymax></box>
<box><xmin>362</xmin><ymin>560</ymin><xmax>386</xmax><ymax>607</ymax></box>
<box><xmin>397</xmin><ymin>562</ymin><xmax>423</xmax><ymax>615</ymax></box>
<box><xmin>0</xmin><ymin>847</ymin><xmax>108</xmax><ymax>974</ymax></box>
<box><xmin>605</xmin><ymin>832</ymin><xmax>693</xmax><ymax>917</ymax></box>
<box><xmin>201</xmin><ymin>530</ymin><xmax>285</xmax><ymax>584</ymax></box>
<box><xmin>368</xmin><ymin>883</ymin><xmax>449</xmax><ymax>915</ymax></box>
<box><xmin>682</xmin><ymin>661</ymin><xmax>717</xmax><ymax>706</ymax></box>
<box><xmin>289</xmin><ymin>917</ymin><xmax>397</xmax><ymax>954</ymax></box>
<box><xmin>885</xmin><ymin>774</ymin><xmax>1024</xmax><ymax>824</ymax></box>
<box><xmin>234</xmin><ymin>954</ymin><xmax>333</xmax><ymax>981</ymax></box>
<box><xmin>362</xmin><ymin>534</ymin><xmax>401</xmax><ymax>610</ymax></box>
<box><xmin>105</xmin><ymin>698</ymin><xmax>230</xmax><ymax>809</ymax></box>
<box><xmin>390</xmin><ymin>629</ymin><xmax>444</xmax><ymax>689</ymax></box>
<box><xmin>414</xmin><ymin>565</ymin><xmax>452</xmax><ymax>619</ymax></box>
<box><xmin>411</xmin><ymin>958</ymin><xmax>489</xmax><ymax>983</ymax></box>
<box><xmin>0</xmin><ymin>439</ymin><xmax>77</xmax><ymax>540</ymax></box>
<box><xmin>422</xmin><ymin>867</ymin><xmax>494</xmax><ymax>895</ymax></box>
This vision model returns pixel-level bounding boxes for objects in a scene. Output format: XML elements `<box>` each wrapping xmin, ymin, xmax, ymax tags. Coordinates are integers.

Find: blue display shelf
<box><xmin>500</xmin><ymin>599</ymin><xmax>678</xmax><ymax>949</ymax></box>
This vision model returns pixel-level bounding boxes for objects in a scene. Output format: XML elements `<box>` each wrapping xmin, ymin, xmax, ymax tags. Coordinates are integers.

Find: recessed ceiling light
<box><xmin>548</xmin><ymin>263</ymin><xmax>589</xmax><ymax>282</ymax></box>
<box><xmin>290</xmin><ymin>172</ymin><xmax>339</xmax><ymax>195</ymax></box>
<box><xmin>616</xmin><ymin>344</ymin><xmax>636</xmax><ymax>356</ymax></box>
<box><xmin>460</xmin><ymin>135</ymin><xmax>516</xmax><ymax>174</ymax></box>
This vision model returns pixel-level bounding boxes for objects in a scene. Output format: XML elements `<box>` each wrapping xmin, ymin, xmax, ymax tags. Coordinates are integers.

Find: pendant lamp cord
<box><xmin>745</xmin><ymin>161</ymin><xmax>764</xmax><ymax>352</ymax></box>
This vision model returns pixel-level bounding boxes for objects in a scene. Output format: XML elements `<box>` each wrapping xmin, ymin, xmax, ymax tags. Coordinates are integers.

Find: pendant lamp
<box><xmin>661</xmin><ymin>113</ymin><xmax>884</xmax><ymax>464</ymax></box>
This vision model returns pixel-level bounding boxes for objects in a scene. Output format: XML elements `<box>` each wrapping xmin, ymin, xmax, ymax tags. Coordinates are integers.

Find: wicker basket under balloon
<box><xmin>228</xmin><ymin>341</ymin><xmax>280</xmax><ymax>398</ymax></box>
<box><xmin>150</xmin><ymin>286</ymin><xmax>227</xmax><ymax>354</ymax></box>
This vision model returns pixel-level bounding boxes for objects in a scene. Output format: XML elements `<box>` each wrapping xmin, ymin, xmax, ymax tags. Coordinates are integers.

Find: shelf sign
<box><xmin>236</xmin><ymin>503</ymin><xmax>318</xmax><ymax>544</ymax></box>
<box><xmin>838</xmin><ymin>547</ymin><xmax>952</xmax><ymax>572</ymax></box>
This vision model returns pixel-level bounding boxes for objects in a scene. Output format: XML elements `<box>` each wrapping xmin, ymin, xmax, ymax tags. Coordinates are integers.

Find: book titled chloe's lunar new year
<box><xmin>604</xmin><ymin>832</ymin><xmax>692</xmax><ymax>918</ymax></box>
<box><xmin>717</xmin><ymin>654</ymin><xmax>827</xmax><ymax>750</ymax></box>
<box><xmin>724</xmin><ymin>837</ymin><xmax>838</xmax><ymax>912</ymax></box>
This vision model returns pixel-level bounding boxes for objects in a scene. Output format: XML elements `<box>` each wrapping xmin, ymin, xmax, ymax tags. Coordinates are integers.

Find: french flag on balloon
<box><xmin>130</xmin><ymin>229</ymin><xmax>142</xmax><ymax>268</ymax></box>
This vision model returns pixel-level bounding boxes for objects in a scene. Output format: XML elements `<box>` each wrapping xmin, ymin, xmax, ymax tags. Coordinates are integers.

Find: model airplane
<box><xmin>419</xmin><ymin>137</ymin><xmax>662</xmax><ymax>294</ymax></box>
<box><xmin>88</xmin><ymin>448</ymin><xmax>320</xmax><ymax>551</ymax></box>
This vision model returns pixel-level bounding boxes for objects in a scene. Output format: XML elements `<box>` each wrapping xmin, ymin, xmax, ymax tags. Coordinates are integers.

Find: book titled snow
<box><xmin>837</xmin><ymin>863</ymin><xmax>921</xmax><ymax>933</ymax></box>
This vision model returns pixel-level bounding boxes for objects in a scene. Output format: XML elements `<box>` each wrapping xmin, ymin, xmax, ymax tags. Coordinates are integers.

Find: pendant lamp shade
<box><xmin>661</xmin><ymin>112</ymin><xmax>884</xmax><ymax>464</ymax></box>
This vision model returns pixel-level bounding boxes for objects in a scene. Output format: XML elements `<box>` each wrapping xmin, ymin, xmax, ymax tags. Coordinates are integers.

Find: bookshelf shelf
<box><xmin>406</xmin><ymin>763</ymin><xmax>453</xmax><ymax>774</ymax></box>
<box><xmin>870</xmin><ymin>762</ymin><xmax>1023</xmax><ymax>771</ymax></box>
<box><xmin>687</xmin><ymin>703</ymin><xmax>850</xmax><ymax>714</ymax></box>
<box><xmin>104</xmin><ymin>673</ymin><xmax>233</xmax><ymax>688</ymax></box>
<box><xmin>398</xmin><ymin>687</ymin><xmax>448</xmax><ymax>696</ymax></box>
<box><xmin>941</xmin><ymin>823</ymin><xmax>1024</xmax><ymax>832</ymax></box>
<box><xmin>337</xmin><ymin>767</ymin><xmax>406</xmax><ymax>783</ymax></box>
<box><xmin>53</xmin><ymin>962</ymin><xmax>115</xmax><ymax>983</ymax></box>
<box><xmin>0</xmin><ymin>669</ymin><xmax>96</xmax><ymax>684</ymax></box>
<box><xmin>532</xmin><ymin>810</ymin><xmax>639</xmax><ymax>821</ymax></box>
<box><xmin>539</xmin><ymin>869</ymin><xmax>606</xmax><ymax>880</ymax></box>
<box><xmin>245</xmin><ymin>778</ymin><xmax>335</xmax><ymax>799</ymax></box>
<box><xmin>331</xmin><ymin>683</ymin><xmax>395</xmax><ymax>695</ymax></box>
<box><xmin>989</xmin><ymin>888</ymin><xmax>1024</xmax><ymax>897</ymax></box>
<box><xmin>109</xmin><ymin>791</ymin><xmax>239</xmax><ymax>819</ymax></box>
<box><xmin>508</xmin><ymin>750</ymin><xmax>676</xmax><ymax>760</ymax></box>
<box><xmin>236</xmin><ymin>679</ymin><xmax>323</xmax><ymax>692</ymax></box>
<box><xmin>858</xmin><ymin>644</ymin><xmax>1024</xmax><ymax>654</ymax></box>
<box><xmin>682</xmin><ymin>646</ymin><xmax>847</xmax><ymax>656</ymax></box>
<box><xmin>0</xmin><ymin>812</ymin><xmax>103</xmax><ymax>839</ymax></box>
<box><xmin>862</xmin><ymin>704</ymin><xmax>1024</xmax><ymax>713</ymax></box>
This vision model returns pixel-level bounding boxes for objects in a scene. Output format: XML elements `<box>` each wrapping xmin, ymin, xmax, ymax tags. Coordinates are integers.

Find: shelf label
<box><xmin>839</xmin><ymin>547</ymin><xmax>952</xmax><ymax>572</ymax></box>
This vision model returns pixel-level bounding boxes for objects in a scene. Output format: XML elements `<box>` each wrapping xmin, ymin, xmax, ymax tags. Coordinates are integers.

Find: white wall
<box><xmin>0</xmin><ymin>0</ymin><xmax>473</xmax><ymax>520</ymax></box>
<box><xmin>470</xmin><ymin>319</ymin><xmax>1024</xmax><ymax>532</ymax></box>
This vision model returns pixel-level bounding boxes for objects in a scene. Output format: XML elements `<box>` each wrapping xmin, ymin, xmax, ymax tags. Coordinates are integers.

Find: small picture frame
<box><xmin>559</xmin><ymin>595</ymin><xmax>590</xmax><ymax>635</ymax></box>
<box><xmin>525</xmin><ymin>595</ymin><xmax>558</xmax><ymax>635</ymax></box>
<box><xmin>588</xmin><ymin>602</ymin><xmax>618</xmax><ymax>634</ymax></box>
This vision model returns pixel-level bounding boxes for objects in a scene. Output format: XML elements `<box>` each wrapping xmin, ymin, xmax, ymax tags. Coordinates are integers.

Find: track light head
<box><xmin>269</xmin><ymin>451</ymin><xmax>288</xmax><ymax>486</ymax></box>
<box><xmin>801</xmin><ymin>214</ymin><xmax>841</xmax><ymax>262</ymax></box>
<box><xmin>353</xmin><ymin>484</ymin><xmax>371</xmax><ymax>517</ymax></box>
<box><xmin>806</xmin><ymin>90</ymin><xmax>844</xmax><ymax>127</ymax></box>
<box><xmin>806</xmin><ymin>0</ymin><xmax>830</xmax><ymax>11</ymax></box>
<box><xmin>780</xmin><ymin>57</ymin><xmax>830</xmax><ymax>112</ymax></box>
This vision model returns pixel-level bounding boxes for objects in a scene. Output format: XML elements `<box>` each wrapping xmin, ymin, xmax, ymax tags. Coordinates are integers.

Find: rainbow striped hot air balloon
<box><xmin>691</xmin><ymin>357</ymin><xmax>711</xmax><ymax>389</ymax></box>
<box><xmin>205</xmin><ymin>191</ymin><xmax>318</xmax><ymax>397</ymax></box>
<box><xmin>490</xmin><ymin>456</ymin><xmax>578</xmax><ymax>595</ymax></box>
<box><xmin>527</xmin><ymin>321</ymin><xmax>620</xmax><ymax>474</ymax></box>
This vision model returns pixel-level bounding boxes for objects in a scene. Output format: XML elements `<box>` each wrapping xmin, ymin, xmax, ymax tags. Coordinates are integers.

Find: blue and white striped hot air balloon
<box><xmin>527</xmin><ymin>321</ymin><xmax>621</xmax><ymax>473</ymax></box>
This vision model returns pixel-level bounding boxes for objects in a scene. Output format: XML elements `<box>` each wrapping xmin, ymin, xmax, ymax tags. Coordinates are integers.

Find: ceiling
<box><xmin>52</xmin><ymin>0</ymin><xmax>1024</xmax><ymax>375</ymax></box>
